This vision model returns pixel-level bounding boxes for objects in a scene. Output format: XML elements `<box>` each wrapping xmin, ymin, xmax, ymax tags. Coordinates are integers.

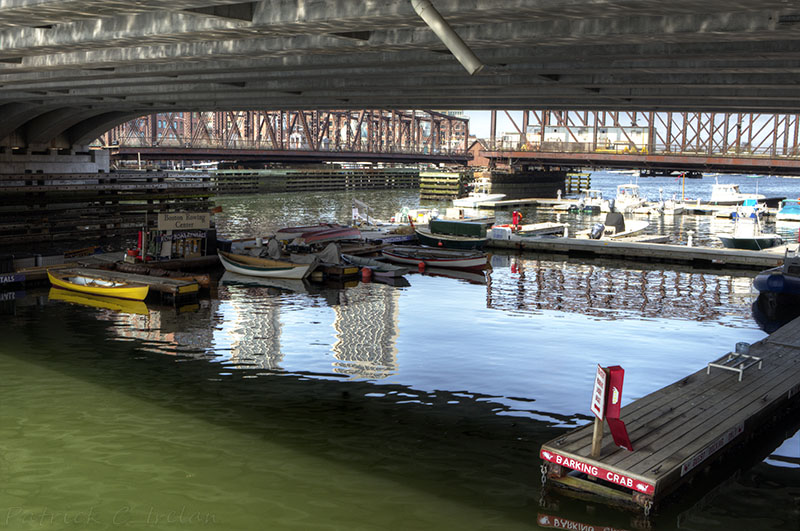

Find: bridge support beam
<box><xmin>0</xmin><ymin>146</ymin><xmax>109</xmax><ymax>174</ymax></box>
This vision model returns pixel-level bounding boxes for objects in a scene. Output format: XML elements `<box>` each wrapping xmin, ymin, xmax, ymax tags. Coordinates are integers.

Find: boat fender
<box><xmin>590</xmin><ymin>223</ymin><xmax>605</xmax><ymax>240</ymax></box>
<box><xmin>361</xmin><ymin>267</ymin><xmax>372</xmax><ymax>282</ymax></box>
<box><xmin>417</xmin><ymin>261</ymin><xmax>425</xmax><ymax>272</ymax></box>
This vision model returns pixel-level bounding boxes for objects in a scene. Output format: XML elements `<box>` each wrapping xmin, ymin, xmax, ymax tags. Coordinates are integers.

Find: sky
<box><xmin>464</xmin><ymin>110</ymin><xmax>521</xmax><ymax>139</ymax></box>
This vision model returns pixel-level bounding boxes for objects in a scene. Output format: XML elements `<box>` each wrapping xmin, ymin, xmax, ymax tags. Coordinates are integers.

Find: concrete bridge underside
<box><xmin>2</xmin><ymin>0</ymin><xmax>800</xmax><ymax>163</ymax></box>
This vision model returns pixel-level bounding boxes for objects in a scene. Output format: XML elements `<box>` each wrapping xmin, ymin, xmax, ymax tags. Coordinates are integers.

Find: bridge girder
<box><xmin>2</xmin><ymin>1</ymin><xmax>800</xmax><ymax>149</ymax></box>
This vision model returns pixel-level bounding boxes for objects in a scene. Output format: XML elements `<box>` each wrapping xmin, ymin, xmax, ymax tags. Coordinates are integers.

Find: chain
<box><xmin>643</xmin><ymin>500</ymin><xmax>653</xmax><ymax>518</ymax></box>
<box><xmin>540</xmin><ymin>463</ymin><xmax>548</xmax><ymax>486</ymax></box>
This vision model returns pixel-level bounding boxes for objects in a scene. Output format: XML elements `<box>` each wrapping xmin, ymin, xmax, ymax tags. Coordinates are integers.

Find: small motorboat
<box><xmin>218</xmin><ymin>250</ymin><xmax>319</xmax><ymax>279</ymax></box>
<box><xmin>717</xmin><ymin>202</ymin><xmax>784</xmax><ymax>251</ymax></box>
<box><xmin>47</xmin><ymin>269</ymin><xmax>149</xmax><ymax>301</ymax></box>
<box><xmin>381</xmin><ymin>245</ymin><xmax>488</xmax><ymax>269</ymax></box>
<box><xmin>341</xmin><ymin>254</ymin><xmax>410</xmax><ymax>278</ymax></box>
<box><xmin>578</xmin><ymin>212</ymin><xmax>649</xmax><ymax>240</ymax></box>
<box><xmin>776</xmin><ymin>198</ymin><xmax>800</xmax><ymax>222</ymax></box>
<box><xmin>601</xmin><ymin>184</ymin><xmax>647</xmax><ymax>213</ymax></box>
<box><xmin>453</xmin><ymin>178</ymin><xmax>506</xmax><ymax>208</ymax></box>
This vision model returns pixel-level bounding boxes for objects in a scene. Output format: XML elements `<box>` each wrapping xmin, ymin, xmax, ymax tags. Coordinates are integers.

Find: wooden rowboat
<box><xmin>218</xmin><ymin>250</ymin><xmax>318</xmax><ymax>280</ymax></box>
<box><xmin>341</xmin><ymin>253</ymin><xmax>410</xmax><ymax>278</ymax></box>
<box><xmin>381</xmin><ymin>245</ymin><xmax>488</xmax><ymax>270</ymax></box>
<box><xmin>47</xmin><ymin>269</ymin><xmax>149</xmax><ymax>301</ymax></box>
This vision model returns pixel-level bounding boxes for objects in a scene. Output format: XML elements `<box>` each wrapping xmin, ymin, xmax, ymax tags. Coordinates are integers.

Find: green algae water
<box><xmin>1</xmin><ymin>177</ymin><xmax>799</xmax><ymax>530</ymax></box>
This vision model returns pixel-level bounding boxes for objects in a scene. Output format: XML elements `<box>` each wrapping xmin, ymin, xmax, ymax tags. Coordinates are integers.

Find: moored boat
<box><xmin>717</xmin><ymin>203</ymin><xmax>783</xmax><ymax>250</ymax></box>
<box><xmin>413</xmin><ymin>218</ymin><xmax>488</xmax><ymax>250</ymax></box>
<box><xmin>776</xmin><ymin>198</ymin><xmax>800</xmax><ymax>222</ymax></box>
<box><xmin>218</xmin><ymin>250</ymin><xmax>318</xmax><ymax>279</ymax></box>
<box><xmin>753</xmin><ymin>247</ymin><xmax>800</xmax><ymax>295</ymax></box>
<box><xmin>341</xmin><ymin>253</ymin><xmax>410</xmax><ymax>278</ymax></box>
<box><xmin>275</xmin><ymin>223</ymin><xmax>354</xmax><ymax>241</ymax></box>
<box><xmin>381</xmin><ymin>245</ymin><xmax>488</xmax><ymax>269</ymax></box>
<box><xmin>47</xmin><ymin>269</ymin><xmax>149</xmax><ymax>301</ymax></box>
<box><xmin>452</xmin><ymin>178</ymin><xmax>506</xmax><ymax>208</ymax></box>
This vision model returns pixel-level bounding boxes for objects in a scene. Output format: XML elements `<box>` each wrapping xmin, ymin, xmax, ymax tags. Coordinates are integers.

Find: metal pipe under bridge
<box><xmin>481</xmin><ymin>110</ymin><xmax>800</xmax><ymax>176</ymax></box>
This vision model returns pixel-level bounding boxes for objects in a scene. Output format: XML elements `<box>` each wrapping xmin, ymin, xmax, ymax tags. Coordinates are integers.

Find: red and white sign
<box><xmin>605</xmin><ymin>365</ymin><xmax>633</xmax><ymax>451</ymax></box>
<box><xmin>590</xmin><ymin>365</ymin><xmax>607</xmax><ymax>419</ymax></box>
<box><xmin>540</xmin><ymin>448</ymin><xmax>655</xmax><ymax>495</ymax></box>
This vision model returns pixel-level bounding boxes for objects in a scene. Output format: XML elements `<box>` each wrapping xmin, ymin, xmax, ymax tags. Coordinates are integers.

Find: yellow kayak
<box><xmin>47</xmin><ymin>270</ymin><xmax>150</xmax><ymax>301</ymax></box>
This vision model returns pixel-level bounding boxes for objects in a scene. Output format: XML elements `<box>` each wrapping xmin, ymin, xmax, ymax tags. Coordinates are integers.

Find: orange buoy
<box><xmin>361</xmin><ymin>267</ymin><xmax>373</xmax><ymax>282</ymax></box>
<box><xmin>417</xmin><ymin>261</ymin><xmax>425</xmax><ymax>272</ymax></box>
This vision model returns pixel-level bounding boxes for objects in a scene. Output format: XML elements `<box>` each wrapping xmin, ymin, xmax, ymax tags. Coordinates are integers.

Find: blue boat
<box><xmin>776</xmin><ymin>198</ymin><xmax>800</xmax><ymax>222</ymax></box>
<box><xmin>753</xmin><ymin>248</ymin><xmax>800</xmax><ymax>295</ymax></box>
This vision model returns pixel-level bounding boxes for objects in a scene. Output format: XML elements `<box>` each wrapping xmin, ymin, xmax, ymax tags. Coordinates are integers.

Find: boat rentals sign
<box><xmin>590</xmin><ymin>364</ymin><xmax>607</xmax><ymax>419</ymax></box>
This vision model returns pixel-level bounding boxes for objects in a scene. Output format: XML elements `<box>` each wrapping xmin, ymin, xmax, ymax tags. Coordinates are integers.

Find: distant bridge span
<box><xmin>2</xmin><ymin>1</ymin><xmax>800</xmax><ymax>158</ymax></box>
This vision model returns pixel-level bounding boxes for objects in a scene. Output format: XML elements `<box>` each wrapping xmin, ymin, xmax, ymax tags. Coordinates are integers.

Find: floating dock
<box><xmin>487</xmin><ymin>236</ymin><xmax>786</xmax><ymax>270</ymax></box>
<box><xmin>540</xmin><ymin>315</ymin><xmax>800</xmax><ymax>512</ymax></box>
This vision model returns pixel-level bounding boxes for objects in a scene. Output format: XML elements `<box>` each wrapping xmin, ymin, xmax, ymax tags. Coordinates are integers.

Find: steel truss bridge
<box><xmin>101</xmin><ymin>109</ymin><xmax>470</xmax><ymax>165</ymax></box>
<box><xmin>482</xmin><ymin>109</ymin><xmax>800</xmax><ymax>176</ymax></box>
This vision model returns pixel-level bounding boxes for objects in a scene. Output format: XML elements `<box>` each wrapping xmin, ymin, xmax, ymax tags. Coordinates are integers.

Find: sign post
<box><xmin>590</xmin><ymin>365</ymin><xmax>608</xmax><ymax>457</ymax></box>
<box><xmin>589</xmin><ymin>364</ymin><xmax>633</xmax><ymax>457</ymax></box>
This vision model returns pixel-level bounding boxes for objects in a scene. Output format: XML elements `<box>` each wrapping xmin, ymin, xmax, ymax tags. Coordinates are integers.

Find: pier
<box><xmin>540</xmin><ymin>314</ymin><xmax>800</xmax><ymax>512</ymax></box>
<box><xmin>487</xmin><ymin>236</ymin><xmax>786</xmax><ymax>270</ymax></box>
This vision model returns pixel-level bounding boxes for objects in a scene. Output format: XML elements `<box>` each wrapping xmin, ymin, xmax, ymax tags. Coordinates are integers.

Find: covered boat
<box><xmin>753</xmin><ymin>247</ymin><xmax>800</xmax><ymax>295</ymax></box>
<box><xmin>47</xmin><ymin>269</ymin><xmax>149</xmax><ymax>301</ymax></box>
<box><xmin>381</xmin><ymin>245</ymin><xmax>488</xmax><ymax>269</ymax></box>
<box><xmin>218</xmin><ymin>250</ymin><xmax>318</xmax><ymax>279</ymax></box>
<box><xmin>413</xmin><ymin>218</ymin><xmax>488</xmax><ymax>250</ymax></box>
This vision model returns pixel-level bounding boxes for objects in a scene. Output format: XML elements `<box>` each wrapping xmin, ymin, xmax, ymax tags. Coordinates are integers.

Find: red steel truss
<box><xmin>102</xmin><ymin>110</ymin><xmax>469</xmax><ymax>156</ymax></box>
<box><xmin>489</xmin><ymin>110</ymin><xmax>800</xmax><ymax>157</ymax></box>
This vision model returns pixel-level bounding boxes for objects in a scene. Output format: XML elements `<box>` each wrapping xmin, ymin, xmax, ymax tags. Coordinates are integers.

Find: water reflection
<box><xmin>488</xmin><ymin>253</ymin><xmax>755</xmax><ymax>324</ymax></box>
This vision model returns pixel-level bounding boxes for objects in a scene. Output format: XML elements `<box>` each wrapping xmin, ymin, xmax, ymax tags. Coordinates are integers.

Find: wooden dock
<box><xmin>540</xmin><ymin>316</ymin><xmax>800</xmax><ymax>512</ymax></box>
<box><xmin>486</xmin><ymin>236</ymin><xmax>786</xmax><ymax>269</ymax></box>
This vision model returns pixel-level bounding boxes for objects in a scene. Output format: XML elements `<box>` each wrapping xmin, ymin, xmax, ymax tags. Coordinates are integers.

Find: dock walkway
<box><xmin>487</xmin><ymin>236</ymin><xmax>786</xmax><ymax>269</ymax></box>
<box><xmin>540</xmin><ymin>315</ymin><xmax>800</xmax><ymax>510</ymax></box>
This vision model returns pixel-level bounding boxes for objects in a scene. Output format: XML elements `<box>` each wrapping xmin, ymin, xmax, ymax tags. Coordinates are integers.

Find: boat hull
<box><xmin>341</xmin><ymin>254</ymin><xmax>410</xmax><ymax>277</ymax></box>
<box><xmin>218</xmin><ymin>251</ymin><xmax>317</xmax><ymax>279</ymax></box>
<box><xmin>47</xmin><ymin>270</ymin><xmax>149</xmax><ymax>301</ymax></box>
<box><xmin>381</xmin><ymin>246</ymin><xmax>488</xmax><ymax>269</ymax></box>
<box><xmin>414</xmin><ymin>228</ymin><xmax>486</xmax><ymax>250</ymax></box>
<box><xmin>718</xmin><ymin>235</ymin><xmax>783</xmax><ymax>251</ymax></box>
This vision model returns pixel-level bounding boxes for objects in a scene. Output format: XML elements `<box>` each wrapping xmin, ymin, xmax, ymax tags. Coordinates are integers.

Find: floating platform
<box><xmin>486</xmin><ymin>236</ymin><xmax>786</xmax><ymax>270</ymax></box>
<box><xmin>540</xmin><ymin>316</ymin><xmax>800</xmax><ymax>512</ymax></box>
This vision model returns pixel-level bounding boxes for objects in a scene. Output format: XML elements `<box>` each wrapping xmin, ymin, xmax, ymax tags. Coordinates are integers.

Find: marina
<box><xmin>2</xmin><ymin>180</ymin><xmax>799</xmax><ymax>530</ymax></box>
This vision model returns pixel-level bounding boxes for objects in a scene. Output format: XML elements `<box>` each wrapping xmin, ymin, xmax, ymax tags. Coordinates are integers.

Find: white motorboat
<box><xmin>453</xmin><ymin>179</ymin><xmax>506</xmax><ymax>208</ymax></box>
<box><xmin>601</xmin><ymin>184</ymin><xmax>647</xmax><ymax>213</ymax></box>
<box><xmin>709</xmin><ymin>181</ymin><xmax>766</xmax><ymax>205</ymax></box>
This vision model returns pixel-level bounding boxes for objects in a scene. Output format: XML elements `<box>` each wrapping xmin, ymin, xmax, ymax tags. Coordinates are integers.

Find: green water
<box><xmin>2</xmin><ymin>180</ymin><xmax>799</xmax><ymax>530</ymax></box>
